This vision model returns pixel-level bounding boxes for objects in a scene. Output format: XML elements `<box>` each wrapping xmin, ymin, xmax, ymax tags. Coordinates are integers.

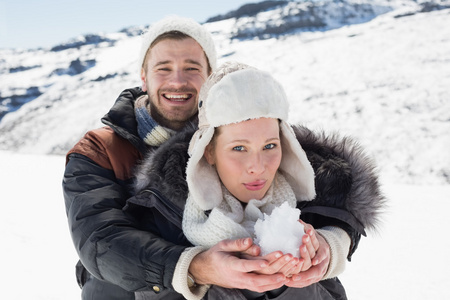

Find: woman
<box><xmin>130</xmin><ymin>62</ymin><xmax>384</xmax><ymax>299</ymax></box>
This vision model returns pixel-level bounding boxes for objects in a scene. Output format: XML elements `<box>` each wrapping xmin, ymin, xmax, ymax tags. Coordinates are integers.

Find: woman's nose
<box><xmin>247</xmin><ymin>153</ymin><xmax>264</xmax><ymax>174</ymax></box>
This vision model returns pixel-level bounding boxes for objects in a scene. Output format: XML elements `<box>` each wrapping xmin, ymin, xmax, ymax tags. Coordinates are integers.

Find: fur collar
<box><xmin>134</xmin><ymin>124</ymin><xmax>385</xmax><ymax>234</ymax></box>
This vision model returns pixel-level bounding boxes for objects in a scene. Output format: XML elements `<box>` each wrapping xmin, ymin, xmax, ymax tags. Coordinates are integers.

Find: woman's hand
<box><xmin>286</xmin><ymin>231</ymin><xmax>330</xmax><ymax>288</ymax></box>
<box><xmin>297</xmin><ymin>220</ymin><xmax>321</xmax><ymax>272</ymax></box>
<box><xmin>241</xmin><ymin>220</ymin><xmax>321</xmax><ymax>277</ymax></box>
<box><xmin>250</xmin><ymin>220</ymin><xmax>331</xmax><ymax>288</ymax></box>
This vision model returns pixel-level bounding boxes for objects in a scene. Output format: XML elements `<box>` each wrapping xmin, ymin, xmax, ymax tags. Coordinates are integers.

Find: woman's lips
<box><xmin>243</xmin><ymin>180</ymin><xmax>266</xmax><ymax>191</ymax></box>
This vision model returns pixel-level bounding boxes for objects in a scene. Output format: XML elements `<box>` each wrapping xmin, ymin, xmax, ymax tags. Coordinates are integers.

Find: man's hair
<box><xmin>142</xmin><ymin>30</ymin><xmax>212</xmax><ymax>74</ymax></box>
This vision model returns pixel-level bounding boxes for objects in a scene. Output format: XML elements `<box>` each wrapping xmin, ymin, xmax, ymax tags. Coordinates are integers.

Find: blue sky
<box><xmin>0</xmin><ymin>0</ymin><xmax>252</xmax><ymax>49</ymax></box>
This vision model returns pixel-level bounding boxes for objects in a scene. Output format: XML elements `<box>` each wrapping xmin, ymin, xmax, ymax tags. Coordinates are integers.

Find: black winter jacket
<box><xmin>63</xmin><ymin>87</ymin><xmax>385</xmax><ymax>299</ymax></box>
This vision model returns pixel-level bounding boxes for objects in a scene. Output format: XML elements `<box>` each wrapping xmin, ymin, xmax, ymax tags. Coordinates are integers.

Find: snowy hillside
<box><xmin>0</xmin><ymin>0</ymin><xmax>449</xmax><ymax>185</ymax></box>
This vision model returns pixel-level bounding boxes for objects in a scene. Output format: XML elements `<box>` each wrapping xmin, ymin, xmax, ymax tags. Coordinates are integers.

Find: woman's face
<box><xmin>204</xmin><ymin>118</ymin><xmax>282</xmax><ymax>203</ymax></box>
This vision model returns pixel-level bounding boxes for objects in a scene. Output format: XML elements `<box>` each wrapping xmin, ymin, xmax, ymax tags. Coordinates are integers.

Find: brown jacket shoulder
<box><xmin>66</xmin><ymin>126</ymin><xmax>142</xmax><ymax>181</ymax></box>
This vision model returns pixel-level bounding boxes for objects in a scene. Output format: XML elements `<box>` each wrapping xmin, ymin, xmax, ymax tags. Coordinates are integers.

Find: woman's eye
<box><xmin>232</xmin><ymin>146</ymin><xmax>245</xmax><ymax>151</ymax></box>
<box><xmin>264</xmin><ymin>143</ymin><xmax>276</xmax><ymax>150</ymax></box>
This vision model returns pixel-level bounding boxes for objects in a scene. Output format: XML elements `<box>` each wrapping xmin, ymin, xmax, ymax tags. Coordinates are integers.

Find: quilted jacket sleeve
<box><xmin>63</xmin><ymin>152</ymin><xmax>186</xmax><ymax>293</ymax></box>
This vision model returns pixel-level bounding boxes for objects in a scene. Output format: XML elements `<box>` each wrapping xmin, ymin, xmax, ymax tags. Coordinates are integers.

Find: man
<box><xmin>63</xmin><ymin>16</ymin><xmax>383</xmax><ymax>299</ymax></box>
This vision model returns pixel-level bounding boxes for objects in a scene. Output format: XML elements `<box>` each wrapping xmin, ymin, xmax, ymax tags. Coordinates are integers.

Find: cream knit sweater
<box><xmin>173</xmin><ymin>174</ymin><xmax>350</xmax><ymax>300</ymax></box>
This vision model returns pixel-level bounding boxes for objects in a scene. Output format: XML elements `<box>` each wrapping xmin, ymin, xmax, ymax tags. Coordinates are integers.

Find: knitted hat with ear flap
<box><xmin>186</xmin><ymin>62</ymin><xmax>316</xmax><ymax>211</ymax></box>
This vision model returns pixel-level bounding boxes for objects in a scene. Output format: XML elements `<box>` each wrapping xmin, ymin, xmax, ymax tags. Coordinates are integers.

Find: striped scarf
<box><xmin>135</xmin><ymin>95</ymin><xmax>176</xmax><ymax>146</ymax></box>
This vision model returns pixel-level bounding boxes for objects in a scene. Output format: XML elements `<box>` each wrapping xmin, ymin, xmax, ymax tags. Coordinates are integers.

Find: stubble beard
<box><xmin>148</xmin><ymin>91</ymin><xmax>197</xmax><ymax>131</ymax></box>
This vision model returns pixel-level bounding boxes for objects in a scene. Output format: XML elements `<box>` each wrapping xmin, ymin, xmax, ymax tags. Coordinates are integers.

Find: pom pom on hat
<box><xmin>186</xmin><ymin>62</ymin><xmax>316</xmax><ymax>211</ymax></box>
<box><xmin>138</xmin><ymin>15</ymin><xmax>217</xmax><ymax>72</ymax></box>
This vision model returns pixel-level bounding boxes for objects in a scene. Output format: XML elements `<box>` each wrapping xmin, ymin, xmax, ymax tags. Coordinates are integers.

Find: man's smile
<box><xmin>162</xmin><ymin>93</ymin><xmax>194</xmax><ymax>102</ymax></box>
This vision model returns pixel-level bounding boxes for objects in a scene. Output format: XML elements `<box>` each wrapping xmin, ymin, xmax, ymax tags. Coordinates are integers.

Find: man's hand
<box><xmin>189</xmin><ymin>238</ymin><xmax>289</xmax><ymax>293</ymax></box>
<box><xmin>243</xmin><ymin>251</ymin><xmax>301</xmax><ymax>277</ymax></box>
<box><xmin>189</xmin><ymin>222</ymin><xmax>332</xmax><ymax>292</ymax></box>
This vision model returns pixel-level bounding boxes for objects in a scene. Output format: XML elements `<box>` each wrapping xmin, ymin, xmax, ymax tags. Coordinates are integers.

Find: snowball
<box><xmin>254</xmin><ymin>202</ymin><xmax>304</xmax><ymax>257</ymax></box>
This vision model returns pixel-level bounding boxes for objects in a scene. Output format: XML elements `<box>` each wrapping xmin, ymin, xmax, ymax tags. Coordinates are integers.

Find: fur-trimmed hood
<box><xmin>133</xmin><ymin>124</ymin><xmax>385</xmax><ymax>257</ymax></box>
<box><xmin>293</xmin><ymin>125</ymin><xmax>385</xmax><ymax>234</ymax></box>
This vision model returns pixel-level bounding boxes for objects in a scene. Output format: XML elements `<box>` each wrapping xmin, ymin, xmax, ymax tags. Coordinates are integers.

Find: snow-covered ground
<box><xmin>1</xmin><ymin>151</ymin><xmax>449</xmax><ymax>299</ymax></box>
<box><xmin>0</xmin><ymin>152</ymin><xmax>80</xmax><ymax>299</ymax></box>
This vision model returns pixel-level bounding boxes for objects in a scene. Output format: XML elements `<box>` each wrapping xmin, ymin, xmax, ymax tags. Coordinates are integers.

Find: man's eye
<box><xmin>232</xmin><ymin>146</ymin><xmax>245</xmax><ymax>151</ymax></box>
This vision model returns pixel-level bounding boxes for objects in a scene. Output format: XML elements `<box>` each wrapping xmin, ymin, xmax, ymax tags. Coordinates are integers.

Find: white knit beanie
<box><xmin>138</xmin><ymin>15</ymin><xmax>217</xmax><ymax>72</ymax></box>
<box><xmin>186</xmin><ymin>62</ymin><xmax>316</xmax><ymax>211</ymax></box>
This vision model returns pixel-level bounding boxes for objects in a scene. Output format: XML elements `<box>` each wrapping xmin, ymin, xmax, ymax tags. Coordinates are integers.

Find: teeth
<box><xmin>166</xmin><ymin>94</ymin><xmax>189</xmax><ymax>100</ymax></box>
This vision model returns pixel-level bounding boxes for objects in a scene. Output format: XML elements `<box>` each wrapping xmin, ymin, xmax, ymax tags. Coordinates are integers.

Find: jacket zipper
<box><xmin>142</xmin><ymin>188</ymin><xmax>183</xmax><ymax>219</ymax></box>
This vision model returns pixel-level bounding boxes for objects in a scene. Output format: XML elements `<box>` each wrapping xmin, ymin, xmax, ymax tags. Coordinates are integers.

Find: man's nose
<box><xmin>169</xmin><ymin>70</ymin><xmax>188</xmax><ymax>87</ymax></box>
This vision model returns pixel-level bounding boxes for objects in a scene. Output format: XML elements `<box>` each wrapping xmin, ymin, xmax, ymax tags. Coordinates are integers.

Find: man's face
<box><xmin>141</xmin><ymin>38</ymin><xmax>209</xmax><ymax>130</ymax></box>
